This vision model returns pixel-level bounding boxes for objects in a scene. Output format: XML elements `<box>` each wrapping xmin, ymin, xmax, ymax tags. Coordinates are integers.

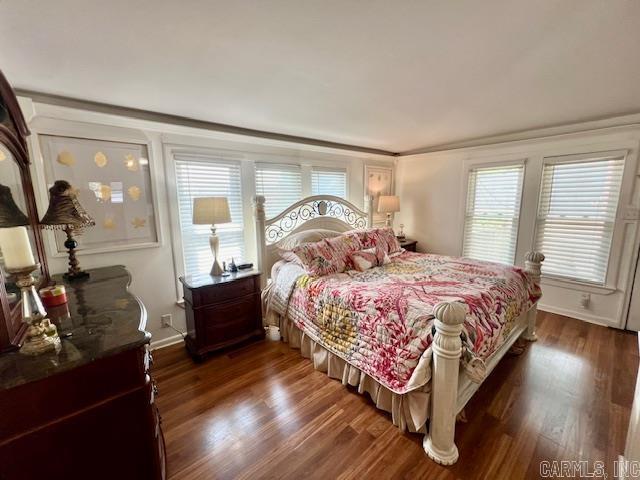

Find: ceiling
<box><xmin>1</xmin><ymin>0</ymin><xmax>639</xmax><ymax>153</ymax></box>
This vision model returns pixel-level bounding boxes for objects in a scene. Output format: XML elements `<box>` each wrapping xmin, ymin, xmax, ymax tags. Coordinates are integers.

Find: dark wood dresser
<box><xmin>180</xmin><ymin>270</ymin><xmax>263</xmax><ymax>361</ymax></box>
<box><xmin>0</xmin><ymin>266</ymin><xmax>165</xmax><ymax>480</ymax></box>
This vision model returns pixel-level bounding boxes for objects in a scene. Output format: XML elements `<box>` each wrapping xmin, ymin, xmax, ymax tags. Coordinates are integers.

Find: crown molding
<box><xmin>15</xmin><ymin>89</ymin><xmax>396</xmax><ymax>157</ymax></box>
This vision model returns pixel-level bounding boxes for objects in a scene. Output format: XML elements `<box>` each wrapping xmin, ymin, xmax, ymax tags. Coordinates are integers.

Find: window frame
<box><xmin>254</xmin><ymin>162</ymin><xmax>304</xmax><ymax>219</ymax></box>
<box><xmin>173</xmin><ymin>153</ymin><xmax>246</xmax><ymax>280</ymax></box>
<box><xmin>460</xmin><ymin>158</ymin><xmax>527</xmax><ymax>265</ymax></box>
<box><xmin>531</xmin><ymin>149</ymin><xmax>629</xmax><ymax>289</ymax></box>
<box><xmin>311</xmin><ymin>165</ymin><xmax>349</xmax><ymax>199</ymax></box>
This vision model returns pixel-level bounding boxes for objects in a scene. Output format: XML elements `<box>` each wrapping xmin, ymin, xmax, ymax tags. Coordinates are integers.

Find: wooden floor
<box><xmin>153</xmin><ymin>312</ymin><xmax>638</xmax><ymax>480</ymax></box>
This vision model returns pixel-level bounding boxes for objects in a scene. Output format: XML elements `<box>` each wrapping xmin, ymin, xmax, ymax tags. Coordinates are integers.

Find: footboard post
<box><xmin>424</xmin><ymin>301</ymin><xmax>466</xmax><ymax>465</ymax></box>
<box><xmin>522</xmin><ymin>251</ymin><xmax>545</xmax><ymax>342</ymax></box>
<box><xmin>254</xmin><ymin>195</ymin><xmax>267</xmax><ymax>289</ymax></box>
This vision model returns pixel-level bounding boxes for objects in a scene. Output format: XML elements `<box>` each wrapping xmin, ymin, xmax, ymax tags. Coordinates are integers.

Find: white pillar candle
<box><xmin>0</xmin><ymin>226</ymin><xmax>36</xmax><ymax>270</ymax></box>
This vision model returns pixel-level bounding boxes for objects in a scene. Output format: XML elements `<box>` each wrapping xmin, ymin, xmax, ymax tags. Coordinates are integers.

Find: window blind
<box><xmin>534</xmin><ymin>153</ymin><xmax>625</xmax><ymax>284</ymax></box>
<box><xmin>311</xmin><ymin>167</ymin><xmax>347</xmax><ymax>199</ymax></box>
<box><xmin>255</xmin><ymin>163</ymin><xmax>302</xmax><ymax>218</ymax></box>
<box><xmin>462</xmin><ymin>163</ymin><xmax>524</xmax><ymax>265</ymax></box>
<box><xmin>175</xmin><ymin>155</ymin><xmax>245</xmax><ymax>277</ymax></box>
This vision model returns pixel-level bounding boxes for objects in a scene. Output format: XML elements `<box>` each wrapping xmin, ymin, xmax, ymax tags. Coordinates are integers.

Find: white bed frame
<box><xmin>254</xmin><ymin>194</ymin><xmax>544</xmax><ymax>465</ymax></box>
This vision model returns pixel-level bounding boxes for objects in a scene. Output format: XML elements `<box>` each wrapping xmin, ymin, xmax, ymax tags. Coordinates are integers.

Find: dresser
<box><xmin>180</xmin><ymin>270</ymin><xmax>263</xmax><ymax>361</ymax></box>
<box><xmin>0</xmin><ymin>266</ymin><xmax>165</xmax><ymax>480</ymax></box>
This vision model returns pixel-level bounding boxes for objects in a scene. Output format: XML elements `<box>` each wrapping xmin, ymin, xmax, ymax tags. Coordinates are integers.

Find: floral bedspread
<box><xmin>275</xmin><ymin>251</ymin><xmax>540</xmax><ymax>394</ymax></box>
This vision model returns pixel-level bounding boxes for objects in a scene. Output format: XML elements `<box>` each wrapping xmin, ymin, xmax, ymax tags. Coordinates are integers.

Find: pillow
<box><xmin>292</xmin><ymin>234</ymin><xmax>362</xmax><ymax>276</ymax></box>
<box><xmin>277</xmin><ymin>229</ymin><xmax>342</xmax><ymax>263</ymax></box>
<box><xmin>349</xmin><ymin>247</ymin><xmax>390</xmax><ymax>272</ymax></box>
<box><xmin>278</xmin><ymin>229</ymin><xmax>342</xmax><ymax>250</ymax></box>
<box><xmin>346</xmin><ymin>227</ymin><xmax>402</xmax><ymax>255</ymax></box>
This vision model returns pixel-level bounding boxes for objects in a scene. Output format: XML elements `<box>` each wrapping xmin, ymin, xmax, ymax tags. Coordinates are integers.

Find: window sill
<box><xmin>540</xmin><ymin>275</ymin><xmax>617</xmax><ymax>295</ymax></box>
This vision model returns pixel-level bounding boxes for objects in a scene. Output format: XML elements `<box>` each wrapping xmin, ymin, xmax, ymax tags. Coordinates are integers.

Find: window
<box><xmin>534</xmin><ymin>152</ymin><xmax>625</xmax><ymax>284</ymax></box>
<box><xmin>311</xmin><ymin>167</ymin><xmax>347</xmax><ymax>199</ymax></box>
<box><xmin>463</xmin><ymin>163</ymin><xmax>524</xmax><ymax>264</ymax></box>
<box><xmin>255</xmin><ymin>163</ymin><xmax>302</xmax><ymax>218</ymax></box>
<box><xmin>175</xmin><ymin>155</ymin><xmax>244</xmax><ymax>277</ymax></box>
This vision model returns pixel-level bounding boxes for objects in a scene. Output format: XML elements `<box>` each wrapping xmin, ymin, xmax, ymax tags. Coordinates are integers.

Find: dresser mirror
<box><xmin>0</xmin><ymin>69</ymin><xmax>49</xmax><ymax>351</ymax></box>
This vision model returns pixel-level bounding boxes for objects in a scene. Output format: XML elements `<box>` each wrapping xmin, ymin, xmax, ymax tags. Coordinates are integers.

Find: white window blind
<box><xmin>534</xmin><ymin>152</ymin><xmax>625</xmax><ymax>285</ymax></box>
<box><xmin>175</xmin><ymin>155</ymin><xmax>245</xmax><ymax>277</ymax></box>
<box><xmin>255</xmin><ymin>163</ymin><xmax>302</xmax><ymax>218</ymax></box>
<box><xmin>463</xmin><ymin>163</ymin><xmax>524</xmax><ymax>265</ymax></box>
<box><xmin>311</xmin><ymin>167</ymin><xmax>347</xmax><ymax>199</ymax></box>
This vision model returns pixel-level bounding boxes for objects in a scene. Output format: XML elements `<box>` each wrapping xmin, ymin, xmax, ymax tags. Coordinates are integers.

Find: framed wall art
<box><xmin>38</xmin><ymin>134</ymin><xmax>160</xmax><ymax>254</ymax></box>
<box><xmin>364</xmin><ymin>164</ymin><xmax>394</xmax><ymax>226</ymax></box>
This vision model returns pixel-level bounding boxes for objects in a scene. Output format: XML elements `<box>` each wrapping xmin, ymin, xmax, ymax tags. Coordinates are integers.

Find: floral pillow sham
<box><xmin>349</xmin><ymin>247</ymin><xmax>391</xmax><ymax>272</ymax></box>
<box><xmin>346</xmin><ymin>227</ymin><xmax>402</xmax><ymax>255</ymax></box>
<box><xmin>291</xmin><ymin>233</ymin><xmax>362</xmax><ymax>276</ymax></box>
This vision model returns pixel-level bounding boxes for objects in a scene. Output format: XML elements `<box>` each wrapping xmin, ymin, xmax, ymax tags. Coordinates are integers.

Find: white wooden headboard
<box><xmin>253</xmin><ymin>195</ymin><xmax>373</xmax><ymax>286</ymax></box>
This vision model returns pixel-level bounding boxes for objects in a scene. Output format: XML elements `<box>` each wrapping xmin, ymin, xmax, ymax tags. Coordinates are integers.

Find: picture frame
<box><xmin>38</xmin><ymin>133</ymin><xmax>161</xmax><ymax>255</ymax></box>
<box><xmin>364</xmin><ymin>164</ymin><xmax>394</xmax><ymax>226</ymax></box>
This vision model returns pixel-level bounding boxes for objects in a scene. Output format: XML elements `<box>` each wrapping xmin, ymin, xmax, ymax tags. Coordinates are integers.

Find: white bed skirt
<box><xmin>278</xmin><ymin>313</ymin><xmax>431</xmax><ymax>433</ymax></box>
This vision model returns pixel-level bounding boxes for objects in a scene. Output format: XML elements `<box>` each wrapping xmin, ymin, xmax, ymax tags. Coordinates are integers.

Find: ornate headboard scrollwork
<box><xmin>263</xmin><ymin>195</ymin><xmax>368</xmax><ymax>245</ymax></box>
<box><xmin>253</xmin><ymin>195</ymin><xmax>373</xmax><ymax>287</ymax></box>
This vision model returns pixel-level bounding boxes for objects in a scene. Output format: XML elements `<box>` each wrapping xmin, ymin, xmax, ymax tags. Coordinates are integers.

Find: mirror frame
<box><xmin>0</xmin><ymin>69</ymin><xmax>50</xmax><ymax>351</ymax></box>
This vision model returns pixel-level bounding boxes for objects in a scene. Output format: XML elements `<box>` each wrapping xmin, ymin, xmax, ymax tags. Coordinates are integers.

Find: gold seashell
<box><xmin>57</xmin><ymin>151</ymin><xmax>76</xmax><ymax>166</ymax></box>
<box><xmin>103</xmin><ymin>217</ymin><xmax>116</xmax><ymax>229</ymax></box>
<box><xmin>0</xmin><ymin>150</ymin><xmax>6</xmax><ymax>161</ymax></box>
<box><xmin>94</xmin><ymin>151</ymin><xmax>108</xmax><ymax>168</ymax></box>
<box><xmin>124</xmin><ymin>154</ymin><xmax>138</xmax><ymax>172</ymax></box>
<box><xmin>100</xmin><ymin>184</ymin><xmax>112</xmax><ymax>202</ymax></box>
<box><xmin>131</xmin><ymin>217</ymin><xmax>146</xmax><ymax>228</ymax></box>
<box><xmin>127</xmin><ymin>185</ymin><xmax>141</xmax><ymax>201</ymax></box>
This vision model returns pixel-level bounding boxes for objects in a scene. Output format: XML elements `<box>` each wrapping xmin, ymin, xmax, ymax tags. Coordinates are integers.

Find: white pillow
<box><xmin>277</xmin><ymin>229</ymin><xmax>342</xmax><ymax>263</ymax></box>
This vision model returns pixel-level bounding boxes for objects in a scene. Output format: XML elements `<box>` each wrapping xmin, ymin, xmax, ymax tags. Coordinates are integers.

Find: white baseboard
<box><xmin>537</xmin><ymin>303</ymin><xmax>618</xmax><ymax>328</ymax></box>
<box><xmin>150</xmin><ymin>333</ymin><xmax>184</xmax><ymax>351</ymax></box>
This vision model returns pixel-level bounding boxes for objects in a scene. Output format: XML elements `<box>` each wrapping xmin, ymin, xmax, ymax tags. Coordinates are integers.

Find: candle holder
<box><xmin>7</xmin><ymin>263</ymin><xmax>61</xmax><ymax>355</ymax></box>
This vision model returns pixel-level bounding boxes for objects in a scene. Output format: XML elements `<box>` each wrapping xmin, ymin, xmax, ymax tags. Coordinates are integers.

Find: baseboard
<box><xmin>537</xmin><ymin>303</ymin><xmax>618</xmax><ymax>328</ymax></box>
<box><xmin>150</xmin><ymin>333</ymin><xmax>184</xmax><ymax>351</ymax></box>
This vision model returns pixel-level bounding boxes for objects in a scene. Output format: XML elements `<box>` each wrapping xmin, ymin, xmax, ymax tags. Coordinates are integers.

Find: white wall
<box><xmin>396</xmin><ymin>126</ymin><xmax>640</xmax><ymax>329</ymax></box>
<box><xmin>17</xmin><ymin>97</ymin><xmax>394</xmax><ymax>348</ymax></box>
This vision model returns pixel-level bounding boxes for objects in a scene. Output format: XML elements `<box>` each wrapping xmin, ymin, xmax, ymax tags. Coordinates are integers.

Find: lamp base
<box><xmin>209</xmin><ymin>227</ymin><xmax>229</xmax><ymax>277</ymax></box>
<box><xmin>210</xmin><ymin>260</ymin><xmax>226</xmax><ymax>277</ymax></box>
<box><xmin>64</xmin><ymin>227</ymin><xmax>88</xmax><ymax>280</ymax></box>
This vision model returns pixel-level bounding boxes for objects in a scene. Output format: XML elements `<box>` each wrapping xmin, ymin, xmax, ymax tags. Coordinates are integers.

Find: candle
<box><xmin>0</xmin><ymin>226</ymin><xmax>36</xmax><ymax>270</ymax></box>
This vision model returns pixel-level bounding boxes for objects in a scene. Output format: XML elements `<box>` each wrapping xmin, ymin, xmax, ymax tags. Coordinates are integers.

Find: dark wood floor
<box><xmin>153</xmin><ymin>312</ymin><xmax>638</xmax><ymax>480</ymax></box>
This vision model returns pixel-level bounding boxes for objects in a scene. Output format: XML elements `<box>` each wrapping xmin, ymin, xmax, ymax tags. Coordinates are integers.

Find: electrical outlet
<box><xmin>580</xmin><ymin>293</ymin><xmax>590</xmax><ymax>309</ymax></box>
<box><xmin>161</xmin><ymin>314</ymin><xmax>173</xmax><ymax>328</ymax></box>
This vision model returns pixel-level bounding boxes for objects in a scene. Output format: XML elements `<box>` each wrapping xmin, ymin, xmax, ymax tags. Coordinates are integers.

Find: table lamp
<box><xmin>40</xmin><ymin>180</ymin><xmax>95</xmax><ymax>280</ymax></box>
<box><xmin>377</xmin><ymin>195</ymin><xmax>400</xmax><ymax>228</ymax></box>
<box><xmin>192</xmin><ymin>196</ymin><xmax>231</xmax><ymax>276</ymax></box>
<box><xmin>0</xmin><ymin>183</ymin><xmax>60</xmax><ymax>355</ymax></box>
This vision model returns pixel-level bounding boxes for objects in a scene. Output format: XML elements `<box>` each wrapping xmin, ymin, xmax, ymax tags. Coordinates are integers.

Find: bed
<box><xmin>254</xmin><ymin>194</ymin><xmax>544</xmax><ymax>465</ymax></box>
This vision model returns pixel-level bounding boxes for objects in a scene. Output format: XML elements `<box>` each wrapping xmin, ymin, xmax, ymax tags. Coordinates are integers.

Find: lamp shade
<box><xmin>40</xmin><ymin>180</ymin><xmax>95</xmax><ymax>230</ymax></box>
<box><xmin>377</xmin><ymin>195</ymin><xmax>400</xmax><ymax>213</ymax></box>
<box><xmin>193</xmin><ymin>197</ymin><xmax>231</xmax><ymax>225</ymax></box>
<box><xmin>0</xmin><ymin>183</ymin><xmax>29</xmax><ymax>228</ymax></box>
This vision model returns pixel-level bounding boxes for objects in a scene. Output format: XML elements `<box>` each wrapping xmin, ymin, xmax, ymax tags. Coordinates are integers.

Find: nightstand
<box><xmin>399</xmin><ymin>238</ymin><xmax>418</xmax><ymax>252</ymax></box>
<box><xmin>179</xmin><ymin>270</ymin><xmax>263</xmax><ymax>361</ymax></box>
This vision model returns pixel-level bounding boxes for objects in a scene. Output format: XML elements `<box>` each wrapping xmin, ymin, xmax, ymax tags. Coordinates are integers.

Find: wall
<box><xmin>17</xmin><ymin>97</ymin><xmax>394</xmax><ymax>348</ymax></box>
<box><xmin>396</xmin><ymin>126</ymin><xmax>640</xmax><ymax>329</ymax></box>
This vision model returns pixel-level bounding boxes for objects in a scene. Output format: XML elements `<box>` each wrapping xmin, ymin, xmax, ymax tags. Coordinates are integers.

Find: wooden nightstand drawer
<box><xmin>203</xmin><ymin>294</ymin><xmax>261</xmax><ymax>345</ymax></box>
<box><xmin>195</xmin><ymin>275</ymin><xmax>258</xmax><ymax>307</ymax></box>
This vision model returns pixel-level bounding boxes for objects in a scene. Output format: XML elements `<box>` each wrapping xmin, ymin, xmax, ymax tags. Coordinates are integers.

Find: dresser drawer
<box><xmin>194</xmin><ymin>275</ymin><xmax>258</xmax><ymax>306</ymax></box>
